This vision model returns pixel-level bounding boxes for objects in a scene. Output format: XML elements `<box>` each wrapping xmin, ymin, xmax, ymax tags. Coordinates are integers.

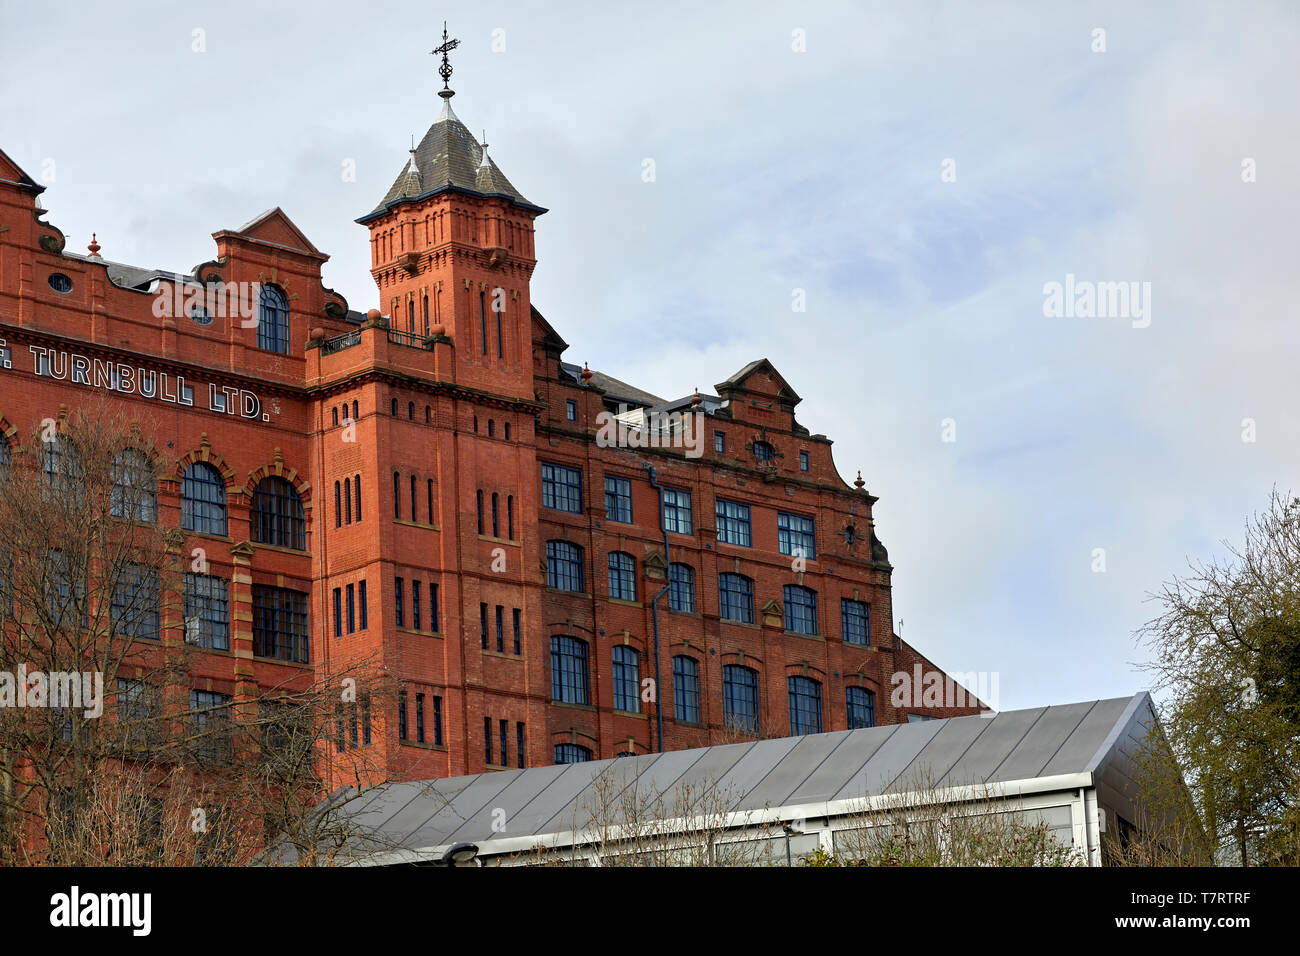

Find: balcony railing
<box><xmin>320</xmin><ymin>330</ymin><xmax>361</xmax><ymax>355</ymax></box>
<box><xmin>387</xmin><ymin>329</ymin><xmax>433</xmax><ymax>350</ymax></box>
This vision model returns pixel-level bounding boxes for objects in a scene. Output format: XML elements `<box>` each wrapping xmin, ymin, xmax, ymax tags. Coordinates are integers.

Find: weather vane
<box><xmin>432</xmin><ymin>21</ymin><xmax>460</xmax><ymax>99</ymax></box>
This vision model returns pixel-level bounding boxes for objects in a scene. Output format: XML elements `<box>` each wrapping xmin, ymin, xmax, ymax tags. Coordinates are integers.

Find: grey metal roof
<box><xmin>362</xmin><ymin>98</ymin><xmax>539</xmax><ymax>221</ymax></box>
<box><xmin>321</xmin><ymin>694</ymin><xmax>1153</xmax><ymax>863</ymax></box>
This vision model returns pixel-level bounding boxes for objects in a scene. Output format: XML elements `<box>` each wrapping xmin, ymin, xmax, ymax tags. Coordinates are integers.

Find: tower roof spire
<box><xmin>432</xmin><ymin>21</ymin><xmax>460</xmax><ymax>99</ymax></box>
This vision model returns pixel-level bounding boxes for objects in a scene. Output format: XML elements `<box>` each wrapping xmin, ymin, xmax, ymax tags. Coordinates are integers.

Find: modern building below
<box><xmin>312</xmin><ymin>693</ymin><xmax>1200</xmax><ymax>867</ymax></box>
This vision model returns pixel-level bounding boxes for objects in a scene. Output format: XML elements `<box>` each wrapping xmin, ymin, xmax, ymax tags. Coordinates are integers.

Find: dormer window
<box><xmin>257</xmin><ymin>284</ymin><xmax>291</xmax><ymax>354</ymax></box>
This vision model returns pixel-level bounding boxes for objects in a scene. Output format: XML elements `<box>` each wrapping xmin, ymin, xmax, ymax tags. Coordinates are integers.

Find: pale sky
<box><xmin>3</xmin><ymin>1</ymin><xmax>1297</xmax><ymax>712</ymax></box>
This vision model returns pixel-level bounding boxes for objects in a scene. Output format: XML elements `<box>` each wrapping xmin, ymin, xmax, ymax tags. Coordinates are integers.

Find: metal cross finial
<box><xmin>432</xmin><ymin>21</ymin><xmax>460</xmax><ymax>98</ymax></box>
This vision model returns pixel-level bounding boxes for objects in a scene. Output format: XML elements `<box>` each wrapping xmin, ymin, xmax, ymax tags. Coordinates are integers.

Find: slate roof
<box><xmin>559</xmin><ymin>361</ymin><xmax>666</xmax><ymax>408</ymax></box>
<box><xmin>313</xmin><ymin>694</ymin><xmax>1154</xmax><ymax>864</ymax></box>
<box><xmin>361</xmin><ymin>98</ymin><xmax>541</xmax><ymax>222</ymax></box>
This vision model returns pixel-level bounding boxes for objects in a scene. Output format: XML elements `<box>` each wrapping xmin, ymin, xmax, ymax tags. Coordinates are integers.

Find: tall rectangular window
<box><xmin>359</xmin><ymin>580</ymin><xmax>368</xmax><ymax>630</ymax></box>
<box><xmin>550</xmin><ymin>636</ymin><xmax>590</xmax><ymax>705</ymax></box>
<box><xmin>612</xmin><ymin>646</ymin><xmax>640</xmax><ymax>713</ymax></box>
<box><xmin>842</xmin><ymin>599</ymin><xmax>870</xmax><ymax>646</ymax></box>
<box><xmin>673</xmin><ymin>656</ymin><xmax>700</xmax><ymax>723</ymax></box>
<box><xmin>429</xmin><ymin>582</ymin><xmax>439</xmax><ymax>632</ymax></box>
<box><xmin>393</xmin><ymin>471</ymin><xmax>401</xmax><ymax>519</ymax></box>
<box><xmin>661</xmin><ymin>487</ymin><xmax>693</xmax><ymax>535</ymax></box>
<box><xmin>495</xmin><ymin>605</ymin><xmax>505</xmax><ymax>653</ymax></box>
<box><xmin>415</xmin><ymin>693</ymin><xmax>424</xmax><ymax>743</ymax></box>
<box><xmin>516</xmin><ymin>722</ymin><xmax>525</xmax><ymax>768</ymax></box>
<box><xmin>715</xmin><ymin>499</ymin><xmax>752</xmax><ymax>547</ymax></box>
<box><xmin>565</xmin><ymin>399</ymin><xmax>577</xmax><ymax>422</ymax></box>
<box><xmin>480</xmin><ymin>291</ymin><xmax>488</xmax><ymax>356</ymax></box>
<box><xmin>427</xmin><ymin>479</ymin><xmax>434</xmax><ymax>526</ymax></box>
<box><xmin>395</xmin><ymin>577</ymin><xmax>405</xmax><ymax>627</ymax></box>
<box><xmin>111</xmin><ymin>564</ymin><xmax>159</xmax><ymax>641</ymax></box>
<box><xmin>723</xmin><ymin>666</ymin><xmax>759</xmax><ymax>733</ymax></box>
<box><xmin>332</xmin><ymin>587</ymin><xmax>343</xmax><ymax>638</ymax></box>
<box><xmin>183</xmin><ymin>572</ymin><xmax>229</xmax><ymax>651</ymax></box>
<box><xmin>799</xmin><ymin>450</ymin><xmax>810</xmax><ymax>472</ymax></box>
<box><xmin>251</xmin><ymin>585</ymin><xmax>308</xmax><ymax>664</ymax></box>
<box><xmin>189</xmin><ymin>690</ymin><xmax>233</xmax><ymax>764</ymax></box>
<box><xmin>604</xmin><ymin>475</ymin><xmax>633</xmax><ymax>524</ymax></box>
<box><xmin>719</xmin><ymin>573</ymin><xmax>754</xmax><ymax>624</ymax></box>
<box><xmin>512</xmin><ymin>608</ymin><xmax>521</xmax><ymax>655</ymax></box>
<box><xmin>778</xmin><ymin>511</ymin><xmax>816</xmax><ymax>559</ymax></box>
<box><xmin>412</xmin><ymin>583</ymin><xmax>422</xmax><ymax>631</ymax></box>
<box><xmin>346</xmin><ymin>583</ymin><xmax>356</xmax><ymax>634</ymax></box>
<box><xmin>499</xmin><ymin>718</ymin><xmax>508</xmax><ymax>766</ymax></box>
<box><xmin>433</xmin><ymin>695</ymin><xmax>443</xmax><ymax>745</ymax></box>
<box><xmin>480</xmin><ymin>602</ymin><xmax>488</xmax><ymax>649</ymax></box>
<box><xmin>484</xmin><ymin>715</ymin><xmax>493</xmax><ymax>764</ymax></box>
<box><xmin>541</xmin><ymin>462</ymin><xmax>583</xmax><ymax>513</ymax></box>
<box><xmin>714</xmin><ymin>432</ymin><xmax>725</xmax><ymax>455</ymax></box>
<box><xmin>847</xmin><ymin>686</ymin><xmax>876</xmax><ymax>729</ymax></box>
<box><xmin>788</xmin><ymin>676</ymin><xmax>823</xmax><ymax>736</ymax></box>
<box><xmin>398</xmin><ymin>692</ymin><xmax>408</xmax><ymax>741</ymax></box>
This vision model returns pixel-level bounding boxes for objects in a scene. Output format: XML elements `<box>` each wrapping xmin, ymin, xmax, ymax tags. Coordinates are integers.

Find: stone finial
<box><xmin>581</xmin><ymin>362</ymin><xmax>593</xmax><ymax>383</ymax></box>
<box><xmin>691</xmin><ymin>387</ymin><xmax>702</xmax><ymax>407</ymax></box>
<box><xmin>854</xmin><ymin>470</ymin><xmax>865</xmax><ymax>489</ymax></box>
<box><xmin>87</xmin><ymin>233</ymin><xmax>102</xmax><ymax>258</ymax></box>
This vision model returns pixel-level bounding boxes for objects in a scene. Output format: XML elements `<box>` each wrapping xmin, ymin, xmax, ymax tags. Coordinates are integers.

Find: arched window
<box><xmin>334</xmin><ymin>481</ymin><xmax>342</xmax><ymax>528</ymax></box>
<box><xmin>423</xmin><ymin>295</ymin><xmax>429</xmax><ymax>335</ymax></box>
<box><xmin>182</xmin><ymin>462</ymin><xmax>227</xmax><ymax>536</ymax></box>
<box><xmin>352</xmin><ymin>399</ymin><xmax>358</xmax><ymax>420</ymax></box>
<box><xmin>546</xmin><ymin>540</ymin><xmax>584</xmax><ymax>593</ymax></box>
<box><xmin>753</xmin><ymin>440</ymin><xmax>774</xmax><ymax>464</ymax></box>
<box><xmin>111</xmin><ymin>448</ymin><xmax>157</xmax><ymax>522</ymax></box>
<box><xmin>251</xmin><ymin>476</ymin><xmax>305</xmax><ymax>550</ymax></box>
<box><xmin>345</xmin><ymin>477</ymin><xmax>353</xmax><ymax>524</ymax></box>
<box><xmin>608</xmin><ymin>551</ymin><xmax>636</xmax><ymax>601</ymax></box>
<box><xmin>668</xmin><ymin>563</ymin><xmax>695</xmax><ymax>613</ymax></box>
<box><xmin>612</xmin><ymin>645</ymin><xmax>640</xmax><ymax>713</ymax></box>
<box><xmin>847</xmin><ymin>686</ymin><xmax>876</xmax><ymax>729</ymax></box>
<box><xmin>408</xmin><ymin>401</ymin><xmax>414</xmax><ymax>420</ymax></box>
<box><xmin>554</xmin><ymin>743</ymin><xmax>592</xmax><ymax>764</ymax></box>
<box><xmin>425</xmin><ymin>405</ymin><xmax>431</xmax><ymax>423</ymax></box>
<box><xmin>505</xmin><ymin>422</ymin><xmax>511</xmax><ymax>440</ymax></box>
<box><xmin>391</xmin><ymin>398</ymin><xmax>398</xmax><ymax>416</ymax></box>
<box><xmin>332</xmin><ymin>407</ymin><xmax>339</xmax><ymax>427</ymax></box>
<box><xmin>673</xmin><ymin>656</ymin><xmax>700</xmax><ymax>723</ymax></box>
<box><xmin>723</xmin><ymin>665</ymin><xmax>759</xmax><ymax>733</ymax></box>
<box><xmin>550</xmin><ymin>636</ymin><xmax>590</xmax><ymax>705</ymax></box>
<box><xmin>783</xmin><ymin>584</ymin><xmax>818</xmax><ymax>635</ymax></box>
<box><xmin>788</xmin><ymin>676</ymin><xmax>822</xmax><ymax>735</ymax></box>
<box><xmin>719</xmin><ymin>573</ymin><xmax>753</xmax><ymax>624</ymax></box>
<box><xmin>487</xmin><ymin>419</ymin><xmax>495</xmax><ymax>437</ymax></box>
<box><xmin>256</xmin><ymin>284</ymin><xmax>290</xmax><ymax>354</ymax></box>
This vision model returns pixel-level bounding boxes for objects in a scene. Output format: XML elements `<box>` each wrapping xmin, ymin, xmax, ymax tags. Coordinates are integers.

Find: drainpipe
<box><xmin>644</xmin><ymin>465</ymin><xmax>669</xmax><ymax>753</ymax></box>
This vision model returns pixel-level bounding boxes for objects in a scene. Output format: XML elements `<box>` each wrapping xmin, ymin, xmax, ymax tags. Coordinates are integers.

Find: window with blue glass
<box><xmin>661</xmin><ymin>487</ymin><xmax>693</xmax><ymax>535</ymax></box>
<box><xmin>783</xmin><ymin>585</ymin><xmax>818</xmax><ymax>635</ymax></box>
<box><xmin>256</xmin><ymin>284</ymin><xmax>291</xmax><ymax>354</ymax></box>
<box><xmin>673</xmin><ymin>655</ymin><xmax>700</xmax><ymax>723</ymax></box>
<box><xmin>541</xmin><ymin>462</ymin><xmax>583</xmax><ymax>513</ymax></box>
<box><xmin>612</xmin><ymin>645</ymin><xmax>640</xmax><ymax>713</ymax></box>
<box><xmin>565</xmin><ymin>399</ymin><xmax>577</xmax><ymax>422</ymax></box>
<box><xmin>753</xmin><ymin>440</ymin><xmax>774</xmax><ymax>464</ymax></box>
<box><xmin>713</xmin><ymin>431</ymin><xmax>725</xmax><ymax>455</ymax></box>
<box><xmin>777</xmin><ymin>511</ymin><xmax>815</xmax><ymax>559</ymax></box>
<box><xmin>847</xmin><ymin>686</ymin><xmax>876</xmax><ymax>729</ymax></box>
<box><xmin>604</xmin><ymin>475</ymin><xmax>633</xmax><ymax>523</ymax></box>
<box><xmin>668</xmin><ymin>563</ymin><xmax>695</xmax><ymax>613</ymax></box>
<box><xmin>788</xmin><ymin>676</ymin><xmax>822</xmax><ymax>735</ymax></box>
<box><xmin>607</xmin><ymin>551</ymin><xmax>636</xmax><ymax>601</ymax></box>
<box><xmin>332</xmin><ymin>588</ymin><xmax>342</xmax><ymax>638</ymax></box>
<box><xmin>715</xmin><ymin>499</ymin><xmax>752</xmax><ymax>547</ymax></box>
<box><xmin>182</xmin><ymin>462</ymin><xmax>227</xmax><ymax>536</ymax></box>
<box><xmin>555</xmin><ymin>743</ymin><xmax>592</xmax><ymax>764</ymax></box>
<box><xmin>723</xmin><ymin>665</ymin><xmax>759</xmax><ymax>733</ymax></box>
<box><xmin>842</xmin><ymin>598</ymin><xmax>870</xmax><ymax>645</ymax></box>
<box><xmin>718</xmin><ymin>573</ymin><xmax>753</xmax><ymax>624</ymax></box>
<box><xmin>346</xmin><ymin>584</ymin><xmax>356</xmax><ymax>634</ymax></box>
<box><xmin>550</xmin><ymin>635</ymin><xmax>590</xmax><ymax>705</ymax></box>
<box><xmin>799</xmin><ymin>450</ymin><xmax>810</xmax><ymax>472</ymax></box>
<box><xmin>546</xmin><ymin>540</ymin><xmax>584</xmax><ymax>592</ymax></box>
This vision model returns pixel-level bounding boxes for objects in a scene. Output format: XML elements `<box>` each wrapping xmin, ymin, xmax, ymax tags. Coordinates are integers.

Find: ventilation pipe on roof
<box><xmin>644</xmin><ymin>464</ymin><xmax>669</xmax><ymax>754</ymax></box>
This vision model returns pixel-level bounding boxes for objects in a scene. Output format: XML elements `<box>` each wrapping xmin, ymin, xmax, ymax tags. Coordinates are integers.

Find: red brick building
<box><xmin>0</xmin><ymin>72</ymin><xmax>978</xmax><ymax>789</ymax></box>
